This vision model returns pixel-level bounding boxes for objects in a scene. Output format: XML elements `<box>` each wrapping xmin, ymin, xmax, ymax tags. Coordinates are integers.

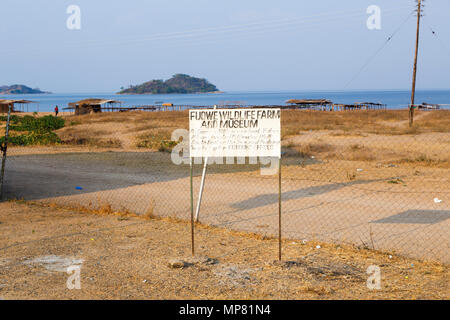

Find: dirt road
<box><xmin>2</xmin><ymin>152</ymin><xmax>449</xmax><ymax>263</ymax></box>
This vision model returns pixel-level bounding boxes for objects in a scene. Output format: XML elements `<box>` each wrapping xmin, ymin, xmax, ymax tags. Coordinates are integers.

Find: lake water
<box><xmin>3</xmin><ymin>90</ymin><xmax>450</xmax><ymax>112</ymax></box>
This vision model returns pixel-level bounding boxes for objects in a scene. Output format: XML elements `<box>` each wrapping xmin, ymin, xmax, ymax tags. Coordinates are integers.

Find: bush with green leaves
<box><xmin>1</xmin><ymin>115</ymin><xmax>65</xmax><ymax>146</ymax></box>
<box><xmin>1</xmin><ymin>131</ymin><xmax>61</xmax><ymax>146</ymax></box>
<box><xmin>9</xmin><ymin>115</ymin><xmax>65</xmax><ymax>132</ymax></box>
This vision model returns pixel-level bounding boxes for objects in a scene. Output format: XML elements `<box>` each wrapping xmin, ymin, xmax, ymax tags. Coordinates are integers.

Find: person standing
<box><xmin>54</xmin><ymin>105</ymin><xmax>59</xmax><ymax>117</ymax></box>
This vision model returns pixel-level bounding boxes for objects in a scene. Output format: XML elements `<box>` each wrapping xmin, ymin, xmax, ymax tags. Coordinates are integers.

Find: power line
<box><xmin>128</xmin><ymin>9</ymin><xmax>406</xmax><ymax>51</ymax></box>
<box><xmin>0</xmin><ymin>5</ymin><xmax>411</xmax><ymax>54</ymax></box>
<box><xmin>343</xmin><ymin>10</ymin><xmax>415</xmax><ymax>89</ymax></box>
<box><xmin>422</xmin><ymin>19</ymin><xmax>450</xmax><ymax>56</ymax></box>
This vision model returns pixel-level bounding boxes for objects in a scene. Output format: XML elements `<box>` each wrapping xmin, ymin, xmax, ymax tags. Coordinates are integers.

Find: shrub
<box><xmin>0</xmin><ymin>132</ymin><xmax>61</xmax><ymax>146</ymax></box>
<box><xmin>9</xmin><ymin>115</ymin><xmax>65</xmax><ymax>132</ymax></box>
<box><xmin>0</xmin><ymin>115</ymin><xmax>65</xmax><ymax>146</ymax></box>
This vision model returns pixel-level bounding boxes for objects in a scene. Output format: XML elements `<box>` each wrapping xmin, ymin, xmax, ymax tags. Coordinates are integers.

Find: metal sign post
<box><xmin>194</xmin><ymin>105</ymin><xmax>217</xmax><ymax>222</ymax></box>
<box><xmin>190</xmin><ymin>157</ymin><xmax>195</xmax><ymax>256</ymax></box>
<box><xmin>278</xmin><ymin>156</ymin><xmax>282</xmax><ymax>261</ymax></box>
<box><xmin>0</xmin><ymin>105</ymin><xmax>12</xmax><ymax>200</ymax></box>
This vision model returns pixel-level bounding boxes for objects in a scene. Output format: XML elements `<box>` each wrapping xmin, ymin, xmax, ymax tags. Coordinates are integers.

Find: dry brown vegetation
<box><xmin>2</xmin><ymin>111</ymin><xmax>448</xmax><ymax>299</ymax></box>
<box><xmin>57</xmin><ymin>111</ymin><xmax>186</xmax><ymax>150</ymax></box>
<box><xmin>58</xmin><ymin>127</ymin><xmax>123</xmax><ymax>148</ymax></box>
<box><xmin>0</xmin><ymin>200</ymin><xmax>448</xmax><ymax>300</ymax></box>
<box><xmin>5</xmin><ymin>109</ymin><xmax>448</xmax><ymax>167</ymax></box>
<box><xmin>281</xmin><ymin>109</ymin><xmax>450</xmax><ymax>136</ymax></box>
<box><xmin>44</xmin><ymin>109</ymin><xmax>448</xmax><ymax>167</ymax></box>
<box><xmin>56</xmin><ymin>109</ymin><xmax>449</xmax><ymax>143</ymax></box>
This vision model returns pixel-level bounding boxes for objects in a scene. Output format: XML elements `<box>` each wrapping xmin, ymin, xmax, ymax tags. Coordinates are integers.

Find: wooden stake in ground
<box><xmin>0</xmin><ymin>105</ymin><xmax>11</xmax><ymax>200</ymax></box>
<box><xmin>410</xmin><ymin>0</ymin><xmax>423</xmax><ymax>127</ymax></box>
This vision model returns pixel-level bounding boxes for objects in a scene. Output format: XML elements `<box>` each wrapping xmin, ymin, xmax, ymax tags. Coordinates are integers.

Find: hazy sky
<box><xmin>1</xmin><ymin>0</ymin><xmax>449</xmax><ymax>93</ymax></box>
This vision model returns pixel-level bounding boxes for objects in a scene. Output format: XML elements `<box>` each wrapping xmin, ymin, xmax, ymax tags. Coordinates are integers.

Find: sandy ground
<box><xmin>1</xmin><ymin>111</ymin><xmax>448</xmax><ymax>299</ymax></box>
<box><xmin>0</xmin><ymin>201</ymin><xmax>448</xmax><ymax>300</ymax></box>
<box><xmin>3</xmin><ymin>152</ymin><xmax>449</xmax><ymax>263</ymax></box>
<box><xmin>16</xmin><ymin>112</ymin><xmax>72</xmax><ymax>117</ymax></box>
<box><xmin>1</xmin><ymin>110</ymin><xmax>449</xmax><ymax>264</ymax></box>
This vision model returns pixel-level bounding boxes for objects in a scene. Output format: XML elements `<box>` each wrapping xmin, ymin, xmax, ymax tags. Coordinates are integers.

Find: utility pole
<box><xmin>410</xmin><ymin>0</ymin><xmax>423</xmax><ymax>127</ymax></box>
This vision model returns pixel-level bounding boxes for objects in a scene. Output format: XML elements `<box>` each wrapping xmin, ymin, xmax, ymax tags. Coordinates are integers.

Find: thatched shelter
<box><xmin>67</xmin><ymin>99</ymin><xmax>122</xmax><ymax>115</ymax></box>
<box><xmin>285</xmin><ymin>99</ymin><xmax>387</xmax><ymax>111</ymax></box>
<box><xmin>413</xmin><ymin>102</ymin><xmax>441</xmax><ymax>110</ymax></box>
<box><xmin>0</xmin><ymin>99</ymin><xmax>36</xmax><ymax>113</ymax></box>
<box><xmin>332</xmin><ymin>102</ymin><xmax>387</xmax><ymax>111</ymax></box>
<box><xmin>286</xmin><ymin>99</ymin><xmax>333</xmax><ymax>106</ymax></box>
<box><xmin>286</xmin><ymin>99</ymin><xmax>333</xmax><ymax>111</ymax></box>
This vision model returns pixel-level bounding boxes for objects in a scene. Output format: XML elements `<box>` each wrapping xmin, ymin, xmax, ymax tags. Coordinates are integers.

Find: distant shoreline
<box><xmin>0</xmin><ymin>84</ymin><xmax>51</xmax><ymax>95</ymax></box>
<box><xmin>116</xmin><ymin>91</ymin><xmax>224</xmax><ymax>95</ymax></box>
<box><xmin>2</xmin><ymin>90</ymin><xmax>449</xmax><ymax>113</ymax></box>
<box><xmin>0</xmin><ymin>92</ymin><xmax>52</xmax><ymax>95</ymax></box>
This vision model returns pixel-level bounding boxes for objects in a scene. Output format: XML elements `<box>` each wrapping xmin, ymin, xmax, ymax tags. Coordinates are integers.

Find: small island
<box><xmin>0</xmin><ymin>84</ymin><xmax>50</xmax><ymax>94</ymax></box>
<box><xmin>117</xmin><ymin>74</ymin><xmax>219</xmax><ymax>94</ymax></box>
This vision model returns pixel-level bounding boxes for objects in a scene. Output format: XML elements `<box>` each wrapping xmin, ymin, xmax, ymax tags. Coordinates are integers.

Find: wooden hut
<box><xmin>416</xmin><ymin>103</ymin><xmax>440</xmax><ymax>110</ymax></box>
<box><xmin>0</xmin><ymin>99</ymin><xmax>36</xmax><ymax>113</ymax></box>
<box><xmin>332</xmin><ymin>102</ymin><xmax>387</xmax><ymax>111</ymax></box>
<box><xmin>286</xmin><ymin>99</ymin><xmax>333</xmax><ymax>110</ymax></box>
<box><xmin>0</xmin><ymin>100</ymin><xmax>13</xmax><ymax>113</ymax></box>
<box><xmin>67</xmin><ymin>99</ymin><xmax>122</xmax><ymax>115</ymax></box>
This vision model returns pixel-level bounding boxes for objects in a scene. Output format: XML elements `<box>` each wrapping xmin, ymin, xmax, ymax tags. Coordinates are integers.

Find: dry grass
<box><xmin>135</xmin><ymin>129</ymin><xmax>176</xmax><ymax>151</ymax></box>
<box><xmin>61</xmin><ymin>109</ymin><xmax>449</xmax><ymax>139</ymax></box>
<box><xmin>417</xmin><ymin>110</ymin><xmax>450</xmax><ymax>132</ymax></box>
<box><xmin>17</xmin><ymin>109</ymin><xmax>443</xmax><ymax>168</ymax></box>
<box><xmin>397</xmin><ymin>154</ymin><xmax>448</xmax><ymax>167</ymax></box>
<box><xmin>281</xmin><ymin>109</ymin><xmax>450</xmax><ymax>137</ymax></box>
<box><xmin>0</xmin><ymin>200</ymin><xmax>448</xmax><ymax>300</ymax></box>
<box><xmin>66</xmin><ymin>110</ymin><xmax>187</xmax><ymax>128</ymax></box>
<box><xmin>284</xmin><ymin>139</ymin><xmax>449</xmax><ymax>167</ymax></box>
<box><xmin>58</xmin><ymin>127</ymin><xmax>122</xmax><ymax>148</ymax></box>
<box><xmin>279</xmin><ymin>110</ymin><xmax>449</xmax><ymax>167</ymax></box>
<box><xmin>4</xmin><ymin>109</ymin><xmax>448</xmax><ymax>169</ymax></box>
<box><xmin>59</xmin><ymin>111</ymin><xmax>186</xmax><ymax>150</ymax></box>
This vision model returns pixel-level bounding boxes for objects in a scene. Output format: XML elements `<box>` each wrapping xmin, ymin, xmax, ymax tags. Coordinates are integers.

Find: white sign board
<box><xmin>189</xmin><ymin>108</ymin><xmax>281</xmax><ymax>158</ymax></box>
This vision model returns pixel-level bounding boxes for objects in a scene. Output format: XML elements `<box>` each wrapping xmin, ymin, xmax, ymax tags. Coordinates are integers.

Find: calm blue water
<box><xmin>3</xmin><ymin>90</ymin><xmax>450</xmax><ymax>112</ymax></box>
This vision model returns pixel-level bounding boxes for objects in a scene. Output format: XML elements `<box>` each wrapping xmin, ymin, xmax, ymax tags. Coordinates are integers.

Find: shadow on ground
<box><xmin>371</xmin><ymin>210</ymin><xmax>450</xmax><ymax>224</ymax></box>
<box><xmin>2</xmin><ymin>151</ymin><xmax>305</xmax><ymax>201</ymax></box>
<box><xmin>231</xmin><ymin>178</ymin><xmax>391</xmax><ymax>210</ymax></box>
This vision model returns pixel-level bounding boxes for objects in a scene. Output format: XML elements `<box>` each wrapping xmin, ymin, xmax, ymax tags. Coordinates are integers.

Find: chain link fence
<box><xmin>1</xmin><ymin>109</ymin><xmax>449</xmax><ymax>263</ymax></box>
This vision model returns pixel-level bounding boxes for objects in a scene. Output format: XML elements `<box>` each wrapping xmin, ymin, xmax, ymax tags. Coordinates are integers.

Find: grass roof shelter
<box><xmin>0</xmin><ymin>99</ymin><xmax>37</xmax><ymax>113</ymax></box>
<box><xmin>332</xmin><ymin>102</ymin><xmax>387</xmax><ymax>111</ymax></box>
<box><xmin>286</xmin><ymin>99</ymin><xmax>333</xmax><ymax>111</ymax></box>
<box><xmin>66</xmin><ymin>99</ymin><xmax>122</xmax><ymax>115</ymax></box>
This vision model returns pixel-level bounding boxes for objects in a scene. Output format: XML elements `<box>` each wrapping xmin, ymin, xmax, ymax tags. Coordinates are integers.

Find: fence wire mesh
<box><xmin>1</xmin><ymin>109</ymin><xmax>449</xmax><ymax>263</ymax></box>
